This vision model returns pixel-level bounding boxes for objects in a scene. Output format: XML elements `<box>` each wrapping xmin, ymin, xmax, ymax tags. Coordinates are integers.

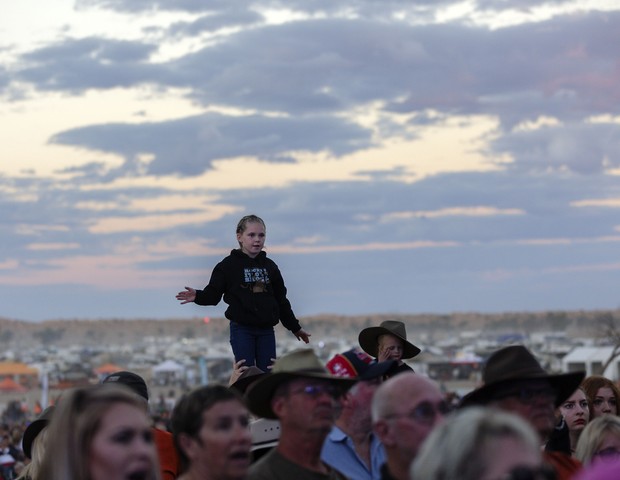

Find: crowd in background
<box><xmin>2</xmin><ymin>320</ymin><xmax>620</xmax><ymax>479</ymax></box>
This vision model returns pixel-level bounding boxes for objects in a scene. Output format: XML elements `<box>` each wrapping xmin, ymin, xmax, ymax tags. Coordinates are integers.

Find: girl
<box><xmin>176</xmin><ymin>214</ymin><xmax>310</xmax><ymax>371</ymax></box>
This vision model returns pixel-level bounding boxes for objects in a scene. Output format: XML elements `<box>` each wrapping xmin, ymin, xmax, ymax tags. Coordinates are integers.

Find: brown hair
<box><xmin>581</xmin><ymin>375</ymin><xmax>620</xmax><ymax>418</ymax></box>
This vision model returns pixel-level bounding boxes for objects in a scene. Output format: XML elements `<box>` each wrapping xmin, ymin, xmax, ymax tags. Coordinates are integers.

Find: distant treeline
<box><xmin>0</xmin><ymin>308</ymin><xmax>618</xmax><ymax>349</ymax></box>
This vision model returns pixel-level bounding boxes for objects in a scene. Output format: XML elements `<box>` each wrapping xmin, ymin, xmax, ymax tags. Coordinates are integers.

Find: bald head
<box><xmin>372</xmin><ymin>373</ymin><xmax>447</xmax><ymax>480</ymax></box>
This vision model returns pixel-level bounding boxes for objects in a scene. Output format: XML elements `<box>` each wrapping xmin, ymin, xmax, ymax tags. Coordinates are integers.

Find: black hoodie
<box><xmin>194</xmin><ymin>249</ymin><xmax>301</xmax><ymax>333</ymax></box>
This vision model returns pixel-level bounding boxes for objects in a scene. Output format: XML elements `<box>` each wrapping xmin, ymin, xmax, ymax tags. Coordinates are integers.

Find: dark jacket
<box><xmin>194</xmin><ymin>249</ymin><xmax>301</xmax><ymax>332</ymax></box>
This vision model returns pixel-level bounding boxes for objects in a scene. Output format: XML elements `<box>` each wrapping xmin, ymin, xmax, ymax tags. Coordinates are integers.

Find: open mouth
<box><xmin>126</xmin><ymin>470</ymin><xmax>151</xmax><ymax>480</ymax></box>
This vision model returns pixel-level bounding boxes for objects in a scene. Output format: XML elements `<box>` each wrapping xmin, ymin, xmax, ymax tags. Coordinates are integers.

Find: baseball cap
<box><xmin>326</xmin><ymin>348</ymin><xmax>397</xmax><ymax>380</ymax></box>
<box><xmin>102</xmin><ymin>371</ymin><xmax>149</xmax><ymax>401</ymax></box>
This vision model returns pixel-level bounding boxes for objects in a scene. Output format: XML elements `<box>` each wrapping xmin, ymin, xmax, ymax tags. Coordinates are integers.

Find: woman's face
<box><xmin>560</xmin><ymin>389</ymin><xmax>589</xmax><ymax>432</ymax></box>
<box><xmin>592</xmin><ymin>387</ymin><xmax>618</xmax><ymax>418</ymax></box>
<box><xmin>183</xmin><ymin>399</ymin><xmax>252</xmax><ymax>480</ymax></box>
<box><xmin>89</xmin><ymin>403</ymin><xmax>157</xmax><ymax>480</ymax></box>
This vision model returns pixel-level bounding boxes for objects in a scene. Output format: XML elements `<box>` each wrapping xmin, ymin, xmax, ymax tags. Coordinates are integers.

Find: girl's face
<box><xmin>560</xmin><ymin>389</ymin><xmax>589</xmax><ymax>432</ymax></box>
<box><xmin>183</xmin><ymin>399</ymin><xmax>252</xmax><ymax>480</ymax></box>
<box><xmin>237</xmin><ymin>221</ymin><xmax>266</xmax><ymax>258</ymax></box>
<box><xmin>592</xmin><ymin>387</ymin><xmax>618</xmax><ymax>418</ymax></box>
<box><xmin>89</xmin><ymin>403</ymin><xmax>157</xmax><ymax>480</ymax></box>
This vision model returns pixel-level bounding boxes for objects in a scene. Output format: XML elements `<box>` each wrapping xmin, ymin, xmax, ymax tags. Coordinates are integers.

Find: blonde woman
<box><xmin>39</xmin><ymin>385</ymin><xmax>161</xmax><ymax>480</ymax></box>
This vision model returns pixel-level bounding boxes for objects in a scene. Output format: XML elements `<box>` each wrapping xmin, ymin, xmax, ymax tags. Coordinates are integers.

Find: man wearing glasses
<box><xmin>371</xmin><ymin>372</ymin><xmax>449</xmax><ymax>480</ymax></box>
<box><xmin>246</xmin><ymin>348</ymin><xmax>356</xmax><ymax>480</ymax></box>
<box><xmin>459</xmin><ymin>345</ymin><xmax>585</xmax><ymax>480</ymax></box>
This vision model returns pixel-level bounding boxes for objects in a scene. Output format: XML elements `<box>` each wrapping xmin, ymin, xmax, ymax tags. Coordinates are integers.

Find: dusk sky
<box><xmin>1</xmin><ymin>1</ymin><xmax>619</xmax><ymax>322</ymax></box>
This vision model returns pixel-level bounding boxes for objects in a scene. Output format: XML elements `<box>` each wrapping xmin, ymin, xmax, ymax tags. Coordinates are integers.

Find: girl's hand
<box><xmin>294</xmin><ymin>328</ymin><xmax>311</xmax><ymax>344</ymax></box>
<box><xmin>176</xmin><ymin>286</ymin><xmax>196</xmax><ymax>304</ymax></box>
<box><xmin>228</xmin><ymin>359</ymin><xmax>248</xmax><ymax>386</ymax></box>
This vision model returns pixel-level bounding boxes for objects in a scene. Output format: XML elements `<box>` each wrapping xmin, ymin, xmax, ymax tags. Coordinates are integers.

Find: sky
<box><xmin>1</xmin><ymin>0</ymin><xmax>619</xmax><ymax>322</ymax></box>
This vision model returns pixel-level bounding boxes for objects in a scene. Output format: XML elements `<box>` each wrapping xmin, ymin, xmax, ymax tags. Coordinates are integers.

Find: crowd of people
<box><xmin>0</xmin><ymin>318</ymin><xmax>618</xmax><ymax>479</ymax></box>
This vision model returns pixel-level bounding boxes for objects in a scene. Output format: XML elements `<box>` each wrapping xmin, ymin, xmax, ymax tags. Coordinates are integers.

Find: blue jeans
<box><xmin>230</xmin><ymin>322</ymin><xmax>276</xmax><ymax>372</ymax></box>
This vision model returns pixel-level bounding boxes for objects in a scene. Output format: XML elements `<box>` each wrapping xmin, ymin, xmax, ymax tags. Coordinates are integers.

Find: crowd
<box><xmin>1</xmin><ymin>319</ymin><xmax>618</xmax><ymax>480</ymax></box>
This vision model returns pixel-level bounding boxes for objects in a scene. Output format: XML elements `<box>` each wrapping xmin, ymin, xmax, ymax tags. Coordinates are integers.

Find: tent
<box><xmin>152</xmin><ymin>360</ymin><xmax>185</xmax><ymax>375</ymax></box>
<box><xmin>94</xmin><ymin>363</ymin><xmax>124</xmax><ymax>375</ymax></box>
<box><xmin>0</xmin><ymin>377</ymin><xmax>27</xmax><ymax>392</ymax></box>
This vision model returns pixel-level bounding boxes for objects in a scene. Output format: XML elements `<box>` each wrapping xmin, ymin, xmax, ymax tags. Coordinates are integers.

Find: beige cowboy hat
<box><xmin>245</xmin><ymin>348</ymin><xmax>356</xmax><ymax>419</ymax></box>
<box><xmin>459</xmin><ymin>345</ymin><xmax>585</xmax><ymax>408</ymax></box>
<box><xmin>358</xmin><ymin>320</ymin><xmax>421</xmax><ymax>359</ymax></box>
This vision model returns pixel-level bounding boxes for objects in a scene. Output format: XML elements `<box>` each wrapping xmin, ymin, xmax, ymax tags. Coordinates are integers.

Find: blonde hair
<box><xmin>39</xmin><ymin>385</ymin><xmax>161</xmax><ymax>480</ymax></box>
<box><xmin>411</xmin><ymin>407</ymin><xmax>540</xmax><ymax>480</ymax></box>
<box><xmin>575</xmin><ymin>415</ymin><xmax>620</xmax><ymax>465</ymax></box>
<box><xmin>16</xmin><ymin>426</ymin><xmax>48</xmax><ymax>480</ymax></box>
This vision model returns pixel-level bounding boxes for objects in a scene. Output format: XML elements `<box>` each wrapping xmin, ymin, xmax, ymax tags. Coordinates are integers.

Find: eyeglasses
<box><xmin>494</xmin><ymin>465</ymin><xmax>556</xmax><ymax>480</ymax></box>
<box><xmin>594</xmin><ymin>447</ymin><xmax>620</xmax><ymax>459</ymax></box>
<box><xmin>290</xmin><ymin>384</ymin><xmax>342</xmax><ymax>399</ymax></box>
<box><xmin>385</xmin><ymin>400</ymin><xmax>452</xmax><ymax>425</ymax></box>
<box><xmin>493</xmin><ymin>387</ymin><xmax>557</xmax><ymax>405</ymax></box>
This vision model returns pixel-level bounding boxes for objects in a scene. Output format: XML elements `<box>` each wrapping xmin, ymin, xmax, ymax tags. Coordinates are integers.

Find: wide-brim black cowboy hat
<box><xmin>245</xmin><ymin>348</ymin><xmax>356</xmax><ymax>419</ymax></box>
<box><xmin>358</xmin><ymin>320</ymin><xmax>421</xmax><ymax>359</ymax></box>
<box><xmin>459</xmin><ymin>345</ymin><xmax>585</xmax><ymax>409</ymax></box>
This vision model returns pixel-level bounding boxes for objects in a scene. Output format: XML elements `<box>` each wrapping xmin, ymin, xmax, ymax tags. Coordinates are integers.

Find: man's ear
<box><xmin>373</xmin><ymin>419</ymin><xmax>393</xmax><ymax>447</ymax></box>
<box><xmin>272</xmin><ymin>395</ymin><xmax>286</xmax><ymax>418</ymax></box>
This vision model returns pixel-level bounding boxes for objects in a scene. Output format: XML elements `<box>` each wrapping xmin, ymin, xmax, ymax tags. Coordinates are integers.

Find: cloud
<box><xmin>51</xmin><ymin>112</ymin><xmax>373</xmax><ymax>176</ymax></box>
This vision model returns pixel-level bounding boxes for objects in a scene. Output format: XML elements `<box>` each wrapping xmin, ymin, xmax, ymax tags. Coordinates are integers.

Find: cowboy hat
<box><xmin>230</xmin><ymin>366</ymin><xmax>267</xmax><ymax>394</ymax></box>
<box><xmin>459</xmin><ymin>345</ymin><xmax>584</xmax><ymax>408</ymax></box>
<box><xmin>245</xmin><ymin>348</ymin><xmax>356</xmax><ymax>419</ymax></box>
<box><xmin>358</xmin><ymin>320</ymin><xmax>421</xmax><ymax>359</ymax></box>
<box><xmin>22</xmin><ymin>406</ymin><xmax>54</xmax><ymax>459</ymax></box>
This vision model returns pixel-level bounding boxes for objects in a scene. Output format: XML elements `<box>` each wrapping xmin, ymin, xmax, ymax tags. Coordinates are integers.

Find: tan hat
<box><xmin>358</xmin><ymin>320</ymin><xmax>421</xmax><ymax>359</ymax></box>
<box><xmin>245</xmin><ymin>348</ymin><xmax>356</xmax><ymax>419</ymax></box>
<box><xmin>459</xmin><ymin>345</ymin><xmax>584</xmax><ymax>408</ymax></box>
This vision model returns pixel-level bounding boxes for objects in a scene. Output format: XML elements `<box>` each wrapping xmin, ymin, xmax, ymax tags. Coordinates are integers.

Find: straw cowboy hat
<box><xmin>459</xmin><ymin>345</ymin><xmax>584</xmax><ymax>408</ymax></box>
<box><xmin>245</xmin><ymin>348</ymin><xmax>356</xmax><ymax>419</ymax></box>
<box><xmin>358</xmin><ymin>320</ymin><xmax>421</xmax><ymax>359</ymax></box>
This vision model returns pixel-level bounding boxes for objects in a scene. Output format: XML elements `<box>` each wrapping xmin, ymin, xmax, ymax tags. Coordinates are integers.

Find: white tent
<box><xmin>562</xmin><ymin>346</ymin><xmax>618</xmax><ymax>380</ymax></box>
<box><xmin>152</xmin><ymin>360</ymin><xmax>185</xmax><ymax>375</ymax></box>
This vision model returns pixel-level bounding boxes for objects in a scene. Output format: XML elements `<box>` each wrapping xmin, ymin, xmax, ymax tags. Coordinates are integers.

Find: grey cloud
<box><xmin>15</xmin><ymin>11</ymin><xmax>619</xmax><ymax>126</ymax></box>
<box><xmin>17</xmin><ymin>38</ymin><xmax>159</xmax><ymax>91</ymax></box>
<box><xmin>491</xmin><ymin>122</ymin><xmax>620</xmax><ymax>174</ymax></box>
<box><xmin>168</xmin><ymin>10</ymin><xmax>264</xmax><ymax>36</ymax></box>
<box><xmin>51</xmin><ymin>112</ymin><xmax>373</xmax><ymax>176</ymax></box>
<box><xmin>172</xmin><ymin>171</ymin><xmax>620</xmax><ymax>247</ymax></box>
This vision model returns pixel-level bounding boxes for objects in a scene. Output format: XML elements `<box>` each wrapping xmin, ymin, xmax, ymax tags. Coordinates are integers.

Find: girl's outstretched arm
<box><xmin>175</xmin><ymin>286</ymin><xmax>196</xmax><ymax>304</ymax></box>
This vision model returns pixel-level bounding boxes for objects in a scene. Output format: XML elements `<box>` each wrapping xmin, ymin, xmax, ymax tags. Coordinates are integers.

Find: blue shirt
<box><xmin>321</xmin><ymin>425</ymin><xmax>386</xmax><ymax>480</ymax></box>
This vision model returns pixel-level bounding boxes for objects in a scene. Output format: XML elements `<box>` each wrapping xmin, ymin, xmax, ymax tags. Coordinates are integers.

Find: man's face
<box><xmin>346</xmin><ymin>377</ymin><xmax>382</xmax><ymax>425</ymax></box>
<box><xmin>274</xmin><ymin>379</ymin><xmax>341</xmax><ymax>434</ymax></box>
<box><xmin>375</xmin><ymin>376</ymin><xmax>448</xmax><ymax>460</ymax></box>
<box><xmin>490</xmin><ymin>380</ymin><xmax>557</xmax><ymax>440</ymax></box>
